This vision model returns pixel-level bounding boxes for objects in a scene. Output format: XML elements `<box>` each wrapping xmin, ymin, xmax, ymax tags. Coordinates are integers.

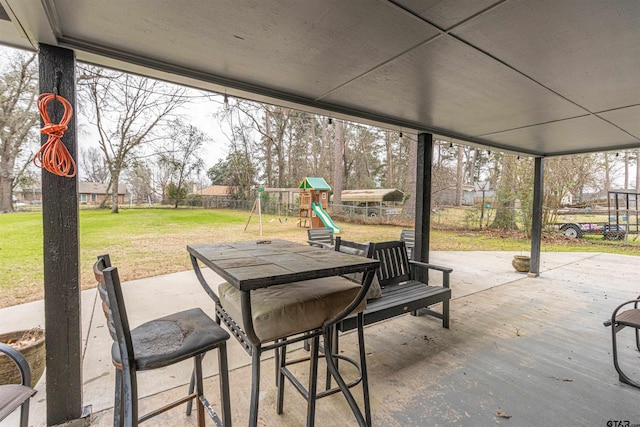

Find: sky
<box><xmin>76</xmin><ymin>89</ymin><xmax>230</xmax><ymax>177</ymax></box>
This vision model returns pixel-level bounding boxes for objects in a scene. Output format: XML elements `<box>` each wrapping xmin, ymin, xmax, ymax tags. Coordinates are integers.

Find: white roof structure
<box><xmin>341</xmin><ymin>189</ymin><xmax>404</xmax><ymax>203</ymax></box>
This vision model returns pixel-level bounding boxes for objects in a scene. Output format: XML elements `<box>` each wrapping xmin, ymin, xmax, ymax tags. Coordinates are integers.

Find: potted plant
<box><xmin>0</xmin><ymin>327</ymin><xmax>45</xmax><ymax>387</ymax></box>
<box><xmin>512</xmin><ymin>255</ymin><xmax>531</xmax><ymax>273</ymax></box>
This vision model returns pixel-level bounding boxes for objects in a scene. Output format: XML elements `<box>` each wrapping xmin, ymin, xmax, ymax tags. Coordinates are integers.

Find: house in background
<box><xmin>14</xmin><ymin>186</ymin><xmax>43</xmax><ymax>204</ymax></box>
<box><xmin>561</xmin><ymin>191</ymin><xmax>574</xmax><ymax>206</ymax></box>
<box><xmin>78</xmin><ymin>182</ymin><xmax>126</xmax><ymax>205</ymax></box>
<box><xmin>195</xmin><ymin>185</ymin><xmax>234</xmax><ymax>208</ymax></box>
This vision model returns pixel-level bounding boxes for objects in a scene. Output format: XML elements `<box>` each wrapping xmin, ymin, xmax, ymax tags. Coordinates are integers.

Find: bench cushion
<box><xmin>337</xmin><ymin>244</ymin><xmax>383</xmax><ymax>300</ymax></box>
<box><xmin>219</xmin><ymin>277</ymin><xmax>366</xmax><ymax>343</ymax></box>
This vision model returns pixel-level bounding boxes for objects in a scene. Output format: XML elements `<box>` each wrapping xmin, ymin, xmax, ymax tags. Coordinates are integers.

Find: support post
<box><xmin>529</xmin><ymin>156</ymin><xmax>544</xmax><ymax>277</ymax></box>
<box><xmin>415</xmin><ymin>133</ymin><xmax>433</xmax><ymax>281</ymax></box>
<box><xmin>39</xmin><ymin>44</ymin><xmax>83</xmax><ymax>424</ymax></box>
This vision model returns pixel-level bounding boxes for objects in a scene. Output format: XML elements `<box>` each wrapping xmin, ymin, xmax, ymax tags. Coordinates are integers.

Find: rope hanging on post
<box><xmin>33</xmin><ymin>93</ymin><xmax>76</xmax><ymax>178</ymax></box>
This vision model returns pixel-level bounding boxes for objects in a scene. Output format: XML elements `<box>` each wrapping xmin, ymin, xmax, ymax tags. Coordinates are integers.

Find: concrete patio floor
<box><xmin>1</xmin><ymin>251</ymin><xmax>639</xmax><ymax>426</ymax></box>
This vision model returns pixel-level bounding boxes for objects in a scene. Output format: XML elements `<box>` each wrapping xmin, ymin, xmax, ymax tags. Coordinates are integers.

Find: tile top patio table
<box><xmin>187</xmin><ymin>239</ymin><xmax>379</xmax><ymax>292</ymax></box>
<box><xmin>187</xmin><ymin>239</ymin><xmax>379</xmax><ymax>427</ymax></box>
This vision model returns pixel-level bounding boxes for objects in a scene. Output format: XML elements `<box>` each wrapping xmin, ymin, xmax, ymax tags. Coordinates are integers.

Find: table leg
<box><xmin>323</xmin><ymin>327</ymin><xmax>368</xmax><ymax>427</ymax></box>
<box><xmin>249</xmin><ymin>350</ymin><xmax>261</xmax><ymax>427</ymax></box>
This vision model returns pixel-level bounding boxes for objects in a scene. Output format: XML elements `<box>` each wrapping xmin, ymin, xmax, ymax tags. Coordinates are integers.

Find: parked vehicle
<box><xmin>557</xmin><ymin>222</ymin><xmax>626</xmax><ymax>240</ymax></box>
<box><xmin>557</xmin><ymin>191</ymin><xmax>638</xmax><ymax>241</ymax></box>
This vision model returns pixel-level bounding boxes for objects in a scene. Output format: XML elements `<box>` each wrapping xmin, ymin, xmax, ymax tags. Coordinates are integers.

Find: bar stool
<box><xmin>94</xmin><ymin>255</ymin><xmax>232</xmax><ymax>426</ymax></box>
<box><xmin>215</xmin><ymin>270</ymin><xmax>375</xmax><ymax>426</ymax></box>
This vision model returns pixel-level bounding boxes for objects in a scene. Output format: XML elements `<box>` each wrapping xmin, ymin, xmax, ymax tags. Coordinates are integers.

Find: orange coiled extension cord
<box><xmin>33</xmin><ymin>93</ymin><xmax>76</xmax><ymax>178</ymax></box>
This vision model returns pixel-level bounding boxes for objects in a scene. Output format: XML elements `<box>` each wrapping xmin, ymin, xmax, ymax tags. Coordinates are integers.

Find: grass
<box><xmin>1</xmin><ymin>207</ymin><xmax>639</xmax><ymax>308</ymax></box>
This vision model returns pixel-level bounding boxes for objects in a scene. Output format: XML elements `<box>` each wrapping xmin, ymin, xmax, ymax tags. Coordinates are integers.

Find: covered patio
<box><xmin>0</xmin><ymin>0</ymin><xmax>638</xmax><ymax>425</ymax></box>
<box><xmin>1</xmin><ymin>250</ymin><xmax>638</xmax><ymax>425</ymax></box>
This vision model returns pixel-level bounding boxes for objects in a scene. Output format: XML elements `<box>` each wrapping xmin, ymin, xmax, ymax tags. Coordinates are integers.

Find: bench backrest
<box><xmin>400</xmin><ymin>229</ymin><xmax>415</xmax><ymax>258</ymax></box>
<box><xmin>334</xmin><ymin>236</ymin><xmax>369</xmax><ymax>256</ymax></box>
<box><xmin>400</xmin><ymin>229</ymin><xmax>415</xmax><ymax>247</ymax></box>
<box><xmin>307</xmin><ymin>228</ymin><xmax>334</xmax><ymax>246</ymax></box>
<box><xmin>370</xmin><ymin>240</ymin><xmax>411</xmax><ymax>287</ymax></box>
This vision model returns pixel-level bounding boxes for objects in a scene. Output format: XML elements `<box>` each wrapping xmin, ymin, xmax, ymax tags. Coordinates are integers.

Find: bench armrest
<box><xmin>409</xmin><ymin>260</ymin><xmax>453</xmax><ymax>288</ymax></box>
<box><xmin>409</xmin><ymin>260</ymin><xmax>453</xmax><ymax>273</ymax></box>
<box><xmin>307</xmin><ymin>240</ymin><xmax>334</xmax><ymax>249</ymax></box>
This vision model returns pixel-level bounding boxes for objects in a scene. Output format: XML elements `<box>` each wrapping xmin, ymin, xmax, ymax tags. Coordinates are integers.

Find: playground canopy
<box><xmin>341</xmin><ymin>189</ymin><xmax>404</xmax><ymax>204</ymax></box>
<box><xmin>298</xmin><ymin>177</ymin><xmax>331</xmax><ymax>191</ymax></box>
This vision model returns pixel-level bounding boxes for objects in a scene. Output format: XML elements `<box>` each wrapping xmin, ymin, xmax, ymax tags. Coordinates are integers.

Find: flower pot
<box><xmin>0</xmin><ymin>328</ymin><xmax>46</xmax><ymax>387</ymax></box>
<box><xmin>512</xmin><ymin>255</ymin><xmax>531</xmax><ymax>272</ymax></box>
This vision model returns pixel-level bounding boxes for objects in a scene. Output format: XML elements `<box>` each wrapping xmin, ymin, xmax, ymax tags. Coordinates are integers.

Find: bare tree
<box><xmin>150</xmin><ymin>157</ymin><xmax>174</xmax><ymax>204</ymax></box>
<box><xmin>157</xmin><ymin>119</ymin><xmax>207</xmax><ymax>208</ymax></box>
<box><xmin>599</xmin><ymin>153</ymin><xmax>622</xmax><ymax>195</ymax></box>
<box><xmin>0</xmin><ymin>49</ymin><xmax>38</xmax><ymax>213</ymax></box>
<box><xmin>78</xmin><ymin>65</ymin><xmax>186</xmax><ymax>212</ymax></box>
<box><xmin>126</xmin><ymin>160</ymin><xmax>154</xmax><ymax>205</ymax></box>
<box><xmin>215</xmin><ymin>101</ymin><xmax>259</xmax><ymax>199</ymax></box>
<box><xmin>79</xmin><ymin>146</ymin><xmax>109</xmax><ymax>183</ymax></box>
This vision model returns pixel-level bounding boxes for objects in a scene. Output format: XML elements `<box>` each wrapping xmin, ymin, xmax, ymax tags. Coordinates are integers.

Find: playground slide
<box><xmin>312</xmin><ymin>203</ymin><xmax>341</xmax><ymax>233</ymax></box>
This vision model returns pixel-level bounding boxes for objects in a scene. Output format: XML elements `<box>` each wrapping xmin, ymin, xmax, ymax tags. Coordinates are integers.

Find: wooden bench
<box><xmin>400</xmin><ymin>229</ymin><xmax>415</xmax><ymax>259</ymax></box>
<box><xmin>336</xmin><ymin>239</ymin><xmax>452</xmax><ymax>333</ymax></box>
<box><xmin>307</xmin><ymin>228</ymin><xmax>334</xmax><ymax>249</ymax></box>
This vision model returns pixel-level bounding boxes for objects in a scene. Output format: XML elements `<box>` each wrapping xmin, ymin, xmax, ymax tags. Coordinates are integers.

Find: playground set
<box><xmin>297</xmin><ymin>177</ymin><xmax>341</xmax><ymax>233</ymax></box>
<box><xmin>243</xmin><ymin>177</ymin><xmax>341</xmax><ymax>235</ymax></box>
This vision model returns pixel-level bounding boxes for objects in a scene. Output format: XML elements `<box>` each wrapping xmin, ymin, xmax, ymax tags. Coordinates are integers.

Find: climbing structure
<box><xmin>297</xmin><ymin>177</ymin><xmax>340</xmax><ymax>232</ymax></box>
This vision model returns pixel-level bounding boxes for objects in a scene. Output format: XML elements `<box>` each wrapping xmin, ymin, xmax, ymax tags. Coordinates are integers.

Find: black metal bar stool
<box><xmin>94</xmin><ymin>255</ymin><xmax>232</xmax><ymax>426</ymax></box>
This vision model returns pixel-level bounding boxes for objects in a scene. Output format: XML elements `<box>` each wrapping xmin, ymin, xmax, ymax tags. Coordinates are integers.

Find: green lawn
<box><xmin>1</xmin><ymin>207</ymin><xmax>639</xmax><ymax>308</ymax></box>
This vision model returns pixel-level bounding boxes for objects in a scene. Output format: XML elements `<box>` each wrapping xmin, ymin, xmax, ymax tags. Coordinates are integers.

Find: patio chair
<box><xmin>0</xmin><ymin>343</ymin><xmax>36</xmax><ymax>427</ymax></box>
<box><xmin>604</xmin><ymin>296</ymin><xmax>640</xmax><ymax>389</ymax></box>
<box><xmin>94</xmin><ymin>255</ymin><xmax>232</xmax><ymax>427</ymax></box>
<box><xmin>400</xmin><ymin>229</ymin><xmax>415</xmax><ymax>259</ymax></box>
<box><xmin>307</xmin><ymin>228</ymin><xmax>334</xmax><ymax>248</ymax></box>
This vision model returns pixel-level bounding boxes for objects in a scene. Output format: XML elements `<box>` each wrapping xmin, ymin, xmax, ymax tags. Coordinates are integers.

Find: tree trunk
<box><xmin>332</xmin><ymin>121</ymin><xmax>344</xmax><ymax>206</ymax></box>
<box><xmin>99</xmin><ymin>181</ymin><xmax>111</xmax><ymax>209</ymax></box>
<box><xmin>604</xmin><ymin>154</ymin><xmax>611</xmax><ymax>195</ymax></box>
<box><xmin>403</xmin><ymin>134</ymin><xmax>417</xmax><ymax>219</ymax></box>
<box><xmin>624</xmin><ymin>150</ymin><xmax>629</xmax><ymax>190</ymax></box>
<box><xmin>0</xmin><ymin>154</ymin><xmax>16</xmax><ymax>212</ymax></box>
<box><xmin>455</xmin><ymin>144</ymin><xmax>463</xmax><ymax>206</ymax></box>
<box><xmin>264</xmin><ymin>108</ymin><xmax>273</xmax><ymax>187</ymax></box>
<box><xmin>111</xmin><ymin>172</ymin><xmax>120</xmax><ymax>213</ymax></box>
<box><xmin>491</xmin><ymin>154</ymin><xmax>518</xmax><ymax>230</ymax></box>
<box><xmin>312</xmin><ymin>118</ymin><xmax>318</xmax><ymax>175</ymax></box>
<box><xmin>385</xmin><ymin>131</ymin><xmax>393</xmax><ymax>186</ymax></box>
<box><xmin>636</xmin><ymin>148</ymin><xmax>640</xmax><ymax>191</ymax></box>
<box><xmin>0</xmin><ymin>173</ymin><xmax>13</xmax><ymax>213</ymax></box>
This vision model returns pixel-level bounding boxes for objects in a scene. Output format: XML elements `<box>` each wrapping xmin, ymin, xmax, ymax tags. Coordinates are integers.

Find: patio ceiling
<box><xmin>0</xmin><ymin>0</ymin><xmax>638</xmax><ymax>157</ymax></box>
